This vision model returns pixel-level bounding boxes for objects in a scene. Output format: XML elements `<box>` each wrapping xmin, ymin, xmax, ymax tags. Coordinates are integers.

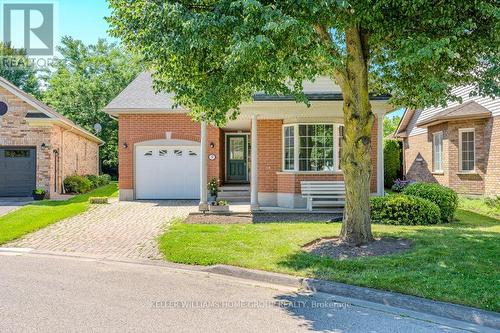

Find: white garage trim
<box><xmin>134</xmin><ymin>139</ymin><xmax>201</xmax><ymax>200</ymax></box>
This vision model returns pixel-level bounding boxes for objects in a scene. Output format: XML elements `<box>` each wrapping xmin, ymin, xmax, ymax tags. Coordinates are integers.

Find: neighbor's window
<box><xmin>5</xmin><ymin>150</ymin><xmax>30</xmax><ymax>158</ymax></box>
<box><xmin>284</xmin><ymin>124</ymin><xmax>342</xmax><ymax>172</ymax></box>
<box><xmin>459</xmin><ymin>129</ymin><xmax>475</xmax><ymax>172</ymax></box>
<box><xmin>432</xmin><ymin>131</ymin><xmax>443</xmax><ymax>172</ymax></box>
<box><xmin>283</xmin><ymin>125</ymin><xmax>295</xmax><ymax>171</ymax></box>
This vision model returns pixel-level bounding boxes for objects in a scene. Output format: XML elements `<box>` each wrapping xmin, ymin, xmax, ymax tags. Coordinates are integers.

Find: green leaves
<box><xmin>109</xmin><ymin>0</ymin><xmax>498</xmax><ymax>125</ymax></box>
<box><xmin>42</xmin><ymin>37</ymin><xmax>142</xmax><ymax>174</ymax></box>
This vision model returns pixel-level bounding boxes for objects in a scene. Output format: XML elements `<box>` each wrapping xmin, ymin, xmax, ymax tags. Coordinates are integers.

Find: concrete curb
<box><xmin>302</xmin><ymin>278</ymin><xmax>500</xmax><ymax>330</ymax></box>
<box><xmin>204</xmin><ymin>264</ymin><xmax>500</xmax><ymax>330</ymax></box>
<box><xmin>203</xmin><ymin>265</ymin><xmax>302</xmax><ymax>288</ymax></box>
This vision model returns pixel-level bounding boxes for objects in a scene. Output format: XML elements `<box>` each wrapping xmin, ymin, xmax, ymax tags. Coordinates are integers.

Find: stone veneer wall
<box><xmin>0</xmin><ymin>86</ymin><xmax>99</xmax><ymax>197</ymax></box>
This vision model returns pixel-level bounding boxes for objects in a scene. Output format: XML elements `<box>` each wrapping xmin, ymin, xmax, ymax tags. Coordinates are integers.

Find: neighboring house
<box><xmin>395</xmin><ymin>86</ymin><xmax>499</xmax><ymax>196</ymax></box>
<box><xmin>104</xmin><ymin>72</ymin><xmax>392</xmax><ymax>210</ymax></box>
<box><xmin>0</xmin><ymin>77</ymin><xmax>103</xmax><ymax>198</ymax></box>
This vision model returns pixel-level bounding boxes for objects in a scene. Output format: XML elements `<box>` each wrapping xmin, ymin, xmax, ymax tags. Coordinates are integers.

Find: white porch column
<box><xmin>376</xmin><ymin>111</ymin><xmax>385</xmax><ymax>196</ymax></box>
<box><xmin>199</xmin><ymin>121</ymin><xmax>209</xmax><ymax>211</ymax></box>
<box><xmin>251</xmin><ymin>114</ymin><xmax>259</xmax><ymax>211</ymax></box>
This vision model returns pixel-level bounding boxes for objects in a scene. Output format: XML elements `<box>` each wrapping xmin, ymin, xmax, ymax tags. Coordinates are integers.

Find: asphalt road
<box><xmin>0</xmin><ymin>252</ymin><xmax>481</xmax><ymax>333</ymax></box>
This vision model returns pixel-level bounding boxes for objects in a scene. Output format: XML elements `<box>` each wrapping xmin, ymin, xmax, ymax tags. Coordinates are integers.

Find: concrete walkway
<box><xmin>0</xmin><ymin>197</ymin><xmax>33</xmax><ymax>217</ymax></box>
<box><xmin>6</xmin><ymin>200</ymin><xmax>197</xmax><ymax>259</ymax></box>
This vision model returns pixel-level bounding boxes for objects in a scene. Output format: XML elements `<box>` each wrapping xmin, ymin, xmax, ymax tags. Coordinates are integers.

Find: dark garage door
<box><xmin>0</xmin><ymin>147</ymin><xmax>36</xmax><ymax>197</ymax></box>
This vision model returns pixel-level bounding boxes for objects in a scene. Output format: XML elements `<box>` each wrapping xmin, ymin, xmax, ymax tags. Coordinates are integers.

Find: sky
<box><xmin>58</xmin><ymin>0</ymin><xmax>115</xmax><ymax>45</ymax></box>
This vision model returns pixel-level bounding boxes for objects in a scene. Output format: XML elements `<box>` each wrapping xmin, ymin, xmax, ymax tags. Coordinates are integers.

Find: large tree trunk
<box><xmin>338</xmin><ymin>27</ymin><xmax>375</xmax><ymax>246</ymax></box>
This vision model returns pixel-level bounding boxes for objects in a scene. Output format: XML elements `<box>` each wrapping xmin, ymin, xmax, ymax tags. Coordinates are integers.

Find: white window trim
<box><xmin>458</xmin><ymin>128</ymin><xmax>476</xmax><ymax>173</ymax></box>
<box><xmin>282</xmin><ymin>123</ymin><xmax>343</xmax><ymax>173</ymax></box>
<box><xmin>432</xmin><ymin>131</ymin><xmax>443</xmax><ymax>173</ymax></box>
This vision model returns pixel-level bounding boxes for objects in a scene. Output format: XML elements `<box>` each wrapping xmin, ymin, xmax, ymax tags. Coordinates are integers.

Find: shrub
<box><xmin>384</xmin><ymin>139</ymin><xmax>402</xmax><ymax>188</ymax></box>
<box><xmin>85</xmin><ymin>174</ymin><xmax>111</xmax><ymax>189</ymax></box>
<box><xmin>484</xmin><ymin>196</ymin><xmax>500</xmax><ymax>209</ymax></box>
<box><xmin>371</xmin><ymin>194</ymin><xmax>441</xmax><ymax>225</ymax></box>
<box><xmin>391</xmin><ymin>179</ymin><xmax>415</xmax><ymax>193</ymax></box>
<box><xmin>89</xmin><ymin>197</ymin><xmax>109</xmax><ymax>204</ymax></box>
<box><xmin>100</xmin><ymin>174</ymin><xmax>111</xmax><ymax>185</ymax></box>
<box><xmin>85</xmin><ymin>175</ymin><xmax>101</xmax><ymax>189</ymax></box>
<box><xmin>208</xmin><ymin>178</ymin><xmax>219</xmax><ymax>197</ymax></box>
<box><xmin>403</xmin><ymin>182</ymin><xmax>458</xmax><ymax>223</ymax></box>
<box><xmin>64</xmin><ymin>175</ymin><xmax>92</xmax><ymax>194</ymax></box>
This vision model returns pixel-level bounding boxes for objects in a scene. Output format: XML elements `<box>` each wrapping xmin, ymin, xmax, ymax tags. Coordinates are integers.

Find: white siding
<box><xmin>408</xmin><ymin>86</ymin><xmax>500</xmax><ymax>137</ymax></box>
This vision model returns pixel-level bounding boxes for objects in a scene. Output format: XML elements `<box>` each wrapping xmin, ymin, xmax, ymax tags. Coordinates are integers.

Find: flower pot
<box><xmin>32</xmin><ymin>193</ymin><xmax>45</xmax><ymax>201</ymax></box>
<box><xmin>208</xmin><ymin>195</ymin><xmax>217</xmax><ymax>203</ymax></box>
<box><xmin>209</xmin><ymin>205</ymin><xmax>230</xmax><ymax>213</ymax></box>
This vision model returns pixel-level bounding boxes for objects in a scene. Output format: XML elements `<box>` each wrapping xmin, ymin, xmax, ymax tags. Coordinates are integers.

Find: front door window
<box><xmin>227</xmin><ymin>135</ymin><xmax>248</xmax><ymax>182</ymax></box>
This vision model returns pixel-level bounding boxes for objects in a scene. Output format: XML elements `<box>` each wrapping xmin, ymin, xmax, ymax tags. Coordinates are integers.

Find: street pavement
<box><xmin>0</xmin><ymin>252</ymin><xmax>486</xmax><ymax>333</ymax></box>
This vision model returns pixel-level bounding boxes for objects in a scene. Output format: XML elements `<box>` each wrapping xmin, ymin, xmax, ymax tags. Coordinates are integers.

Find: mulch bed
<box><xmin>185</xmin><ymin>214</ymin><xmax>253</xmax><ymax>224</ymax></box>
<box><xmin>303</xmin><ymin>237</ymin><xmax>413</xmax><ymax>260</ymax></box>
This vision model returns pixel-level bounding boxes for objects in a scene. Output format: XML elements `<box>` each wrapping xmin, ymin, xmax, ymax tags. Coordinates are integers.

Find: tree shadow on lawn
<box><xmin>277</xmin><ymin>218</ymin><xmax>500</xmax><ymax>311</ymax></box>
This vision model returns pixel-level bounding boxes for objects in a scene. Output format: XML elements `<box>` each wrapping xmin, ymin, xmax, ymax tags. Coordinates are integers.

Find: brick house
<box><xmin>0</xmin><ymin>76</ymin><xmax>103</xmax><ymax>198</ymax></box>
<box><xmin>395</xmin><ymin>86</ymin><xmax>499</xmax><ymax>196</ymax></box>
<box><xmin>105</xmin><ymin>72</ymin><xmax>393</xmax><ymax>210</ymax></box>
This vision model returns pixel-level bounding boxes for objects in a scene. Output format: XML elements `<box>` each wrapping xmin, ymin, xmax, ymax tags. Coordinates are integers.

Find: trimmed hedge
<box><xmin>64</xmin><ymin>175</ymin><xmax>92</xmax><ymax>194</ymax></box>
<box><xmin>371</xmin><ymin>194</ymin><xmax>441</xmax><ymax>225</ymax></box>
<box><xmin>64</xmin><ymin>174</ymin><xmax>111</xmax><ymax>194</ymax></box>
<box><xmin>403</xmin><ymin>182</ymin><xmax>458</xmax><ymax>223</ymax></box>
<box><xmin>384</xmin><ymin>139</ymin><xmax>402</xmax><ymax>188</ymax></box>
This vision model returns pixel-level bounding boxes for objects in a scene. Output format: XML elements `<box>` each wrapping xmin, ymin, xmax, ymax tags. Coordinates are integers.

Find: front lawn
<box><xmin>459</xmin><ymin>196</ymin><xmax>500</xmax><ymax>220</ymax></box>
<box><xmin>160</xmin><ymin>210</ymin><xmax>500</xmax><ymax>312</ymax></box>
<box><xmin>0</xmin><ymin>183</ymin><xmax>119</xmax><ymax>245</ymax></box>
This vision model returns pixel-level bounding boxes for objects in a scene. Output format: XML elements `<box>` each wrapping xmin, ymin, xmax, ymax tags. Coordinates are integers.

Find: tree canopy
<box><xmin>109</xmin><ymin>0</ymin><xmax>499</xmax><ymax>125</ymax></box>
<box><xmin>384</xmin><ymin>115</ymin><xmax>402</xmax><ymax>138</ymax></box>
<box><xmin>109</xmin><ymin>0</ymin><xmax>499</xmax><ymax>244</ymax></box>
<box><xmin>0</xmin><ymin>42</ymin><xmax>40</xmax><ymax>97</ymax></box>
<box><xmin>43</xmin><ymin>37</ymin><xmax>142</xmax><ymax>175</ymax></box>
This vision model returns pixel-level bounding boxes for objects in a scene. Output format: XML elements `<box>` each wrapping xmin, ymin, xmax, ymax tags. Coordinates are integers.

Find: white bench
<box><xmin>301</xmin><ymin>181</ymin><xmax>346</xmax><ymax>211</ymax></box>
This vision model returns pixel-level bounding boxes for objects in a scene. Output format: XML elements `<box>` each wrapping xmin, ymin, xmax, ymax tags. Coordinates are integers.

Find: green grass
<box><xmin>0</xmin><ymin>183</ymin><xmax>118</xmax><ymax>245</ymax></box>
<box><xmin>160</xmin><ymin>210</ymin><xmax>500</xmax><ymax>312</ymax></box>
<box><xmin>459</xmin><ymin>196</ymin><xmax>500</xmax><ymax>220</ymax></box>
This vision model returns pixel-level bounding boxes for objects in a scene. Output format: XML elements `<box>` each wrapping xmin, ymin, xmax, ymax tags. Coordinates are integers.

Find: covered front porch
<box><xmin>198</xmin><ymin>100</ymin><xmax>389</xmax><ymax>212</ymax></box>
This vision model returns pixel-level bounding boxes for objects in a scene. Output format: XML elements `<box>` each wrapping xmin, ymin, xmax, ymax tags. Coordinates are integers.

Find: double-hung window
<box><xmin>432</xmin><ymin>131</ymin><xmax>443</xmax><ymax>173</ymax></box>
<box><xmin>459</xmin><ymin>129</ymin><xmax>475</xmax><ymax>172</ymax></box>
<box><xmin>283</xmin><ymin>124</ymin><xmax>344</xmax><ymax>172</ymax></box>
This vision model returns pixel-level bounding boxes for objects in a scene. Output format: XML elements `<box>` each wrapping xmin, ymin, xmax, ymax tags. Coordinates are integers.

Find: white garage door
<box><xmin>136</xmin><ymin>145</ymin><xmax>200</xmax><ymax>199</ymax></box>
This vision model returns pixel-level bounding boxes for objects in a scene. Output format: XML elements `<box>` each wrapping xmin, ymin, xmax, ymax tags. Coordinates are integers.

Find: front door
<box><xmin>226</xmin><ymin>135</ymin><xmax>248</xmax><ymax>182</ymax></box>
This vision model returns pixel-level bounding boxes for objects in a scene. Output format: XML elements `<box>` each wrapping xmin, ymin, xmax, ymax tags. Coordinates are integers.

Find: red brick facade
<box><xmin>404</xmin><ymin>116</ymin><xmax>499</xmax><ymax>196</ymax></box>
<box><xmin>118</xmin><ymin>114</ymin><xmax>223</xmax><ymax>191</ymax></box>
<box><xmin>117</xmin><ymin>114</ymin><xmax>380</xmax><ymax>198</ymax></box>
<box><xmin>257</xmin><ymin>119</ymin><xmax>378</xmax><ymax>195</ymax></box>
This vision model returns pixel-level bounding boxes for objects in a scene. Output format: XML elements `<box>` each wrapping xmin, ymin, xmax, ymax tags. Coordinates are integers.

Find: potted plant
<box><xmin>32</xmin><ymin>188</ymin><xmax>46</xmax><ymax>201</ymax></box>
<box><xmin>207</xmin><ymin>178</ymin><xmax>219</xmax><ymax>203</ymax></box>
<box><xmin>209</xmin><ymin>200</ymin><xmax>230</xmax><ymax>213</ymax></box>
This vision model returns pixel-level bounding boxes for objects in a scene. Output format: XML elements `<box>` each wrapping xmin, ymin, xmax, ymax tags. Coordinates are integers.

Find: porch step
<box><xmin>218</xmin><ymin>185</ymin><xmax>250</xmax><ymax>202</ymax></box>
<box><xmin>219</xmin><ymin>185</ymin><xmax>250</xmax><ymax>192</ymax></box>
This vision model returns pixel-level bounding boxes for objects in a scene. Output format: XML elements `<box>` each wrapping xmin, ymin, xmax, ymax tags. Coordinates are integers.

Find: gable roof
<box><xmin>416</xmin><ymin>101</ymin><xmax>491</xmax><ymax>128</ymax></box>
<box><xmin>0</xmin><ymin>76</ymin><xmax>104</xmax><ymax>144</ymax></box>
<box><xmin>105</xmin><ymin>72</ymin><xmax>390</xmax><ymax>113</ymax></box>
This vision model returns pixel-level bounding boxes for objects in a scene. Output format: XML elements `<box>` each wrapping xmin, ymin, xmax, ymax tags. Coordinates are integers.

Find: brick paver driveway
<box><xmin>7</xmin><ymin>200</ymin><xmax>197</xmax><ymax>260</ymax></box>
